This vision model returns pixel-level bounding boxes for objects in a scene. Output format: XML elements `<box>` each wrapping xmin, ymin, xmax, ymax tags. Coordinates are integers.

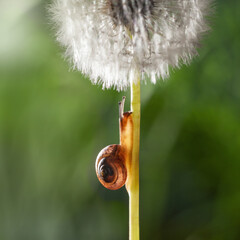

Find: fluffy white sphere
<box><xmin>51</xmin><ymin>0</ymin><xmax>212</xmax><ymax>90</ymax></box>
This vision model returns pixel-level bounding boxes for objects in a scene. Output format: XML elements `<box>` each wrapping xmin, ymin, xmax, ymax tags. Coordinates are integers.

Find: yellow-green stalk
<box><xmin>128</xmin><ymin>72</ymin><xmax>140</xmax><ymax>240</ymax></box>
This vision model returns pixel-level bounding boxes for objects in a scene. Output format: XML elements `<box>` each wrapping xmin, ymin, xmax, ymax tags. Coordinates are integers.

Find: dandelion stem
<box><xmin>128</xmin><ymin>71</ymin><xmax>140</xmax><ymax>240</ymax></box>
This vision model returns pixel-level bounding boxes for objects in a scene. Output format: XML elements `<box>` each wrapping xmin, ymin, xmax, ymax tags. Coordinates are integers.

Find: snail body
<box><xmin>95</xmin><ymin>97</ymin><xmax>133</xmax><ymax>190</ymax></box>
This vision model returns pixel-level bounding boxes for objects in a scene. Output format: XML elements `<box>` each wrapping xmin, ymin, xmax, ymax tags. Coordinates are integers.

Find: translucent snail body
<box><xmin>95</xmin><ymin>97</ymin><xmax>133</xmax><ymax>190</ymax></box>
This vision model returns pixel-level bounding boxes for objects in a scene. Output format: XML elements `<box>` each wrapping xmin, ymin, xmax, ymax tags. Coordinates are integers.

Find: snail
<box><xmin>95</xmin><ymin>97</ymin><xmax>133</xmax><ymax>190</ymax></box>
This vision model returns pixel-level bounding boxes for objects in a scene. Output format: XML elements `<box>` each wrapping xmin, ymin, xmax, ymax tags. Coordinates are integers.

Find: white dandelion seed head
<box><xmin>51</xmin><ymin>0</ymin><xmax>213</xmax><ymax>91</ymax></box>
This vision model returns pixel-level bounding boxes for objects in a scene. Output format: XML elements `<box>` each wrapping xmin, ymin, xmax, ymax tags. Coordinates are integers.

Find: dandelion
<box><xmin>51</xmin><ymin>0</ymin><xmax>212</xmax><ymax>90</ymax></box>
<box><xmin>50</xmin><ymin>0</ymin><xmax>213</xmax><ymax>239</ymax></box>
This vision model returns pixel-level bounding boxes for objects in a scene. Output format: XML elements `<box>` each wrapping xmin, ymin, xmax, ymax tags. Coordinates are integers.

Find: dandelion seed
<box><xmin>51</xmin><ymin>0</ymin><xmax>212</xmax><ymax>90</ymax></box>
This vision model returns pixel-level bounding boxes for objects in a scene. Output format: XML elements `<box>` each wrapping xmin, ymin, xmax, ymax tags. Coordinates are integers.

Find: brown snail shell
<box><xmin>95</xmin><ymin>144</ymin><xmax>127</xmax><ymax>190</ymax></box>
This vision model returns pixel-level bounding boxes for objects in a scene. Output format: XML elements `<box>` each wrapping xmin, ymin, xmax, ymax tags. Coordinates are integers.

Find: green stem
<box><xmin>129</xmin><ymin>72</ymin><xmax>140</xmax><ymax>240</ymax></box>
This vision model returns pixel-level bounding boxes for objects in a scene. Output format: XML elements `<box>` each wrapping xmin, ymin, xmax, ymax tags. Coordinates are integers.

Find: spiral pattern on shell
<box><xmin>95</xmin><ymin>144</ymin><xmax>127</xmax><ymax>190</ymax></box>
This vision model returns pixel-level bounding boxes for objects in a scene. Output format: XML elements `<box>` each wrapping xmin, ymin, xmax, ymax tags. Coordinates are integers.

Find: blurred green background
<box><xmin>0</xmin><ymin>0</ymin><xmax>240</xmax><ymax>239</ymax></box>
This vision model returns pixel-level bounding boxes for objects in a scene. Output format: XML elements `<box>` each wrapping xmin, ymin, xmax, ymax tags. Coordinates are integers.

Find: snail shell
<box><xmin>95</xmin><ymin>144</ymin><xmax>127</xmax><ymax>190</ymax></box>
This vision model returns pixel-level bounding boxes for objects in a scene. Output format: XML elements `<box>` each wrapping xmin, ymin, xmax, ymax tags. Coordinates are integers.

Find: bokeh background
<box><xmin>1</xmin><ymin>0</ymin><xmax>240</xmax><ymax>239</ymax></box>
